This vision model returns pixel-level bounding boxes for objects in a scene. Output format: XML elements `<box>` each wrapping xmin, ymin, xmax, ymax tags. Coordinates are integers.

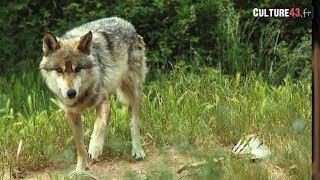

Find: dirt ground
<box><xmin>5</xmin><ymin>147</ymin><xmax>199</xmax><ymax>179</ymax></box>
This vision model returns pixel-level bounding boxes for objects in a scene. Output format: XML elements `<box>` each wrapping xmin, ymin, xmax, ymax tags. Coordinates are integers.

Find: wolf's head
<box><xmin>40</xmin><ymin>31</ymin><xmax>97</xmax><ymax>101</ymax></box>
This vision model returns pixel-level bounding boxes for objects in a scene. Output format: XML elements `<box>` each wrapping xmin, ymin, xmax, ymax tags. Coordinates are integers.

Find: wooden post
<box><xmin>313</xmin><ymin>1</ymin><xmax>320</xmax><ymax>179</ymax></box>
<box><xmin>314</xmin><ymin>42</ymin><xmax>320</xmax><ymax>179</ymax></box>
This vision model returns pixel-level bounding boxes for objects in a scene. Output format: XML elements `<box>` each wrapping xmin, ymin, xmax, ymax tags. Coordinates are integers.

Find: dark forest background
<box><xmin>0</xmin><ymin>0</ymin><xmax>311</xmax><ymax>84</ymax></box>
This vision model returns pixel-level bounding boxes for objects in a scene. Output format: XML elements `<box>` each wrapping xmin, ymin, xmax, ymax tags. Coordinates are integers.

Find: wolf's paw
<box><xmin>132</xmin><ymin>147</ymin><xmax>146</xmax><ymax>160</ymax></box>
<box><xmin>88</xmin><ymin>138</ymin><xmax>104</xmax><ymax>162</ymax></box>
<box><xmin>68</xmin><ymin>170</ymin><xmax>98</xmax><ymax>180</ymax></box>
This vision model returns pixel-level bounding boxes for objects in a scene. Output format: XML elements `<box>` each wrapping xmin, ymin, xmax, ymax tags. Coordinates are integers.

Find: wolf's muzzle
<box><xmin>67</xmin><ymin>89</ymin><xmax>77</xmax><ymax>99</ymax></box>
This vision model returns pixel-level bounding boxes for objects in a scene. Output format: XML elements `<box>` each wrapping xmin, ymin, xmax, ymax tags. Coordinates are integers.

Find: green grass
<box><xmin>0</xmin><ymin>68</ymin><xmax>311</xmax><ymax>179</ymax></box>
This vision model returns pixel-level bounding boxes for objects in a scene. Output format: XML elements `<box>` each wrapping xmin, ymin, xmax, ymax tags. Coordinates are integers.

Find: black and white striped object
<box><xmin>232</xmin><ymin>133</ymin><xmax>272</xmax><ymax>159</ymax></box>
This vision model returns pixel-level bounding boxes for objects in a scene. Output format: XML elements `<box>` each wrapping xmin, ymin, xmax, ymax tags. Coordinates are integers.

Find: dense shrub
<box><xmin>0</xmin><ymin>0</ymin><xmax>311</xmax><ymax>83</ymax></box>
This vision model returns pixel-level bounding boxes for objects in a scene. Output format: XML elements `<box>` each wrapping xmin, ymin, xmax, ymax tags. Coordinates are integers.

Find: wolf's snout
<box><xmin>67</xmin><ymin>89</ymin><xmax>77</xmax><ymax>99</ymax></box>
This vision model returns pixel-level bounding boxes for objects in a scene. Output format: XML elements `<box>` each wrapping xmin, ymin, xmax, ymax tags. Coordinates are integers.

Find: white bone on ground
<box><xmin>251</xmin><ymin>144</ymin><xmax>272</xmax><ymax>159</ymax></box>
<box><xmin>235</xmin><ymin>140</ymin><xmax>248</xmax><ymax>154</ymax></box>
<box><xmin>248</xmin><ymin>137</ymin><xmax>257</xmax><ymax>149</ymax></box>
<box><xmin>233</xmin><ymin>137</ymin><xmax>243</xmax><ymax>153</ymax></box>
<box><xmin>249</xmin><ymin>138</ymin><xmax>262</xmax><ymax>149</ymax></box>
<box><xmin>239</xmin><ymin>145</ymin><xmax>251</xmax><ymax>154</ymax></box>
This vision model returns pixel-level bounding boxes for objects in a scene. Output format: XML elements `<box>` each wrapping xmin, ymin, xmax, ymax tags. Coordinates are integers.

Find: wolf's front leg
<box><xmin>66</xmin><ymin>112</ymin><xmax>88</xmax><ymax>171</ymax></box>
<box><xmin>88</xmin><ymin>100</ymin><xmax>111</xmax><ymax>162</ymax></box>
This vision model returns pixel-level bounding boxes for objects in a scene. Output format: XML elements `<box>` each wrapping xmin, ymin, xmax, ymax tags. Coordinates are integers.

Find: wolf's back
<box><xmin>61</xmin><ymin>17</ymin><xmax>137</xmax><ymax>42</ymax></box>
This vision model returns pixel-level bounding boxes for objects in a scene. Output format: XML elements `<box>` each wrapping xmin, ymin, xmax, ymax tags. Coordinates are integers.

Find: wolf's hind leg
<box><xmin>88</xmin><ymin>100</ymin><xmax>111</xmax><ymax>162</ymax></box>
<box><xmin>118</xmin><ymin>78</ymin><xmax>146</xmax><ymax>160</ymax></box>
<box><xmin>130</xmin><ymin>89</ymin><xmax>146</xmax><ymax>160</ymax></box>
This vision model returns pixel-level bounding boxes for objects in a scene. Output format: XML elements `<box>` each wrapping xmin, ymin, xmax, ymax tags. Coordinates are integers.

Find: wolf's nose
<box><xmin>67</xmin><ymin>89</ymin><xmax>77</xmax><ymax>99</ymax></box>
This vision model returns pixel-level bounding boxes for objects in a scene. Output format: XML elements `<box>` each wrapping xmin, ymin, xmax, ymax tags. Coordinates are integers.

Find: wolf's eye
<box><xmin>75</xmin><ymin>66</ymin><xmax>82</xmax><ymax>73</ymax></box>
<box><xmin>56</xmin><ymin>68</ymin><xmax>63</xmax><ymax>73</ymax></box>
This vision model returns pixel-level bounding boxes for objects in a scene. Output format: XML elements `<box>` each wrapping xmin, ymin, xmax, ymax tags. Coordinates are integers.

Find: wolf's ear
<box><xmin>43</xmin><ymin>32</ymin><xmax>60</xmax><ymax>56</ymax></box>
<box><xmin>77</xmin><ymin>31</ymin><xmax>92</xmax><ymax>54</ymax></box>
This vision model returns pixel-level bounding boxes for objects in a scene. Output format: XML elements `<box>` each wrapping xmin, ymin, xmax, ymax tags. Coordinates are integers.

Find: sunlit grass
<box><xmin>0</xmin><ymin>68</ymin><xmax>311</xmax><ymax>179</ymax></box>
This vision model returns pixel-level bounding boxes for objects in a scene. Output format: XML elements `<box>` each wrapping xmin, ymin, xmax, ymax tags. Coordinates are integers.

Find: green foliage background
<box><xmin>0</xmin><ymin>0</ymin><xmax>311</xmax><ymax>83</ymax></box>
<box><xmin>0</xmin><ymin>1</ymin><xmax>312</xmax><ymax>178</ymax></box>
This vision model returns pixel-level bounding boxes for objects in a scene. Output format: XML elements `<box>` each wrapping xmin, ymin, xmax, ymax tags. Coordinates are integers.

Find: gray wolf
<box><xmin>40</xmin><ymin>17</ymin><xmax>147</xmax><ymax>175</ymax></box>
